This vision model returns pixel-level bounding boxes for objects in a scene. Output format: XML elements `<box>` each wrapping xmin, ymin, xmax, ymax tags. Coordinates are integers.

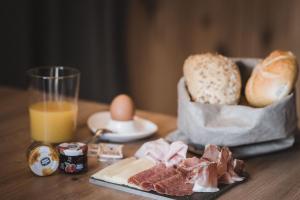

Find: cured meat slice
<box><xmin>140</xmin><ymin>166</ymin><xmax>178</xmax><ymax>191</ymax></box>
<box><xmin>178</xmin><ymin>157</ymin><xmax>203</xmax><ymax>171</ymax></box>
<box><xmin>164</xmin><ymin>141</ymin><xmax>188</xmax><ymax>167</ymax></box>
<box><xmin>192</xmin><ymin>162</ymin><xmax>219</xmax><ymax>192</ymax></box>
<box><xmin>219</xmin><ymin>159</ymin><xmax>244</xmax><ymax>184</ymax></box>
<box><xmin>131</xmin><ymin>141</ymin><xmax>246</xmax><ymax>195</ymax></box>
<box><xmin>202</xmin><ymin>144</ymin><xmax>220</xmax><ymax>162</ymax></box>
<box><xmin>228</xmin><ymin>161</ymin><xmax>244</xmax><ymax>181</ymax></box>
<box><xmin>135</xmin><ymin>139</ymin><xmax>188</xmax><ymax>167</ymax></box>
<box><xmin>202</xmin><ymin>145</ymin><xmax>233</xmax><ymax>177</ymax></box>
<box><xmin>218</xmin><ymin>172</ymin><xmax>235</xmax><ymax>184</ymax></box>
<box><xmin>128</xmin><ymin>163</ymin><xmax>166</xmax><ymax>186</ymax></box>
<box><xmin>219</xmin><ymin>170</ymin><xmax>243</xmax><ymax>184</ymax></box>
<box><xmin>154</xmin><ymin>174</ymin><xmax>193</xmax><ymax>196</ymax></box>
<box><xmin>217</xmin><ymin>147</ymin><xmax>232</xmax><ymax>177</ymax></box>
<box><xmin>233</xmin><ymin>159</ymin><xmax>245</xmax><ymax>175</ymax></box>
<box><xmin>177</xmin><ymin>157</ymin><xmax>210</xmax><ymax>183</ymax></box>
<box><xmin>135</xmin><ymin>139</ymin><xmax>170</xmax><ymax>163</ymax></box>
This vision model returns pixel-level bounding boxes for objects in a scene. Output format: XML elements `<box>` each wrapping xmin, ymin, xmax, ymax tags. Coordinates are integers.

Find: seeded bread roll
<box><xmin>245</xmin><ymin>50</ymin><xmax>298</xmax><ymax>107</ymax></box>
<box><xmin>183</xmin><ymin>53</ymin><xmax>242</xmax><ymax>104</ymax></box>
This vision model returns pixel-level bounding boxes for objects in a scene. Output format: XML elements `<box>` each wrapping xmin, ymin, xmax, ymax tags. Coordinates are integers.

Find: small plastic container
<box><xmin>57</xmin><ymin>142</ymin><xmax>88</xmax><ymax>174</ymax></box>
<box><xmin>27</xmin><ymin>142</ymin><xmax>59</xmax><ymax>176</ymax></box>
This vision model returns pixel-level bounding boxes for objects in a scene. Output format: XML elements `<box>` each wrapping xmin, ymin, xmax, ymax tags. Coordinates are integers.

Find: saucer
<box><xmin>87</xmin><ymin>111</ymin><xmax>158</xmax><ymax>142</ymax></box>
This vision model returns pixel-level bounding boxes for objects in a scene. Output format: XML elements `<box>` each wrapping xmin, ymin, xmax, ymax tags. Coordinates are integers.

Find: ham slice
<box><xmin>129</xmin><ymin>141</ymin><xmax>246</xmax><ymax>195</ymax></box>
<box><xmin>177</xmin><ymin>157</ymin><xmax>210</xmax><ymax>183</ymax></box>
<box><xmin>128</xmin><ymin>163</ymin><xmax>166</xmax><ymax>186</ymax></box>
<box><xmin>217</xmin><ymin>147</ymin><xmax>232</xmax><ymax>177</ymax></box>
<box><xmin>135</xmin><ymin>139</ymin><xmax>170</xmax><ymax>163</ymax></box>
<box><xmin>219</xmin><ymin>159</ymin><xmax>244</xmax><ymax>184</ymax></box>
<box><xmin>178</xmin><ymin>157</ymin><xmax>203</xmax><ymax>171</ymax></box>
<box><xmin>140</xmin><ymin>166</ymin><xmax>178</xmax><ymax>191</ymax></box>
<box><xmin>177</xmin><ymin>156</ymin><xmax>219</xmax><ymax>193</ymax></box>
<box><xmin>202</xmin><ymin>144</ymin><xmax>245</xmax><ymax>184</ymax></box>
<box><xmin>233</xmin><ymin>159</ymin><xmax>245</xmax><ymax>175</ymax></box>
<box><xmin>128</xmin><ymin>163</ymin><xmax>179</xmax><ymax>191</ymax></box>
<box><xmin>192</xmin><ymin>162</ymin><xmax>219</xmax><ymax>192</ymax></box>
<box><xmin>128</xmin><ymin>161</ymin><xmax>193</xmax><ymax>196</ymax></box>
<box><xmin>154</xmin><ymin>174</ymin><xmax>193</xmax><ymax>196</ymax></box>
<box><xmin>202</xmin><ymin>144</ymin><xmax>220</xmax><ymax>162</ymax></box>
<box><xmin>135</xmin><ymin>139</ymin><xmax>188</xmax><ymax>167</ymax></box>
<box><xmin>164</xmin><ymin>141</ymin><xmax>188</xmax><ymax>167</ymax></box>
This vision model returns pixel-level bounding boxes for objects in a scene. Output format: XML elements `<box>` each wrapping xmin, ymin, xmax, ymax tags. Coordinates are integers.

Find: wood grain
<box><xmin>1</xmin><ymin>87</ymin><xmax>300</xmax><ymax>200</ymax></box>
<box><xmin>127</xmin><ymin>0</ymin><xmax>300</xmax><ymax>127</ymax></box>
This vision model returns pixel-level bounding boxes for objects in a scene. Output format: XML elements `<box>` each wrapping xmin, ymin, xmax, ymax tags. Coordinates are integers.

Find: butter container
<box><xmin>27</xmin><ymin>142</ymin><xmax>59</xmax><ymax>176</ymax></box>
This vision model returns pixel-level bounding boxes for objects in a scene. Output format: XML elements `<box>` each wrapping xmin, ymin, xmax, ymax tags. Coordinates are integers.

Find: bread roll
<box><xmin>245</xmin><ymin>50</ymin><xmax>298</xmax><ymax>107</ymax></box>
<box><xmin>183</xmin><ymin>53</ymin><xmax>241</xmax><ymax>105</ymax></box>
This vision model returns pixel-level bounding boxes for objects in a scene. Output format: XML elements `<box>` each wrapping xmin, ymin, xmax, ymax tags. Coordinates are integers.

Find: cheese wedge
<box><xmin>92</xmin><ymin>157</ymin><xmax>136</xmax><ymax>181</ymax></box>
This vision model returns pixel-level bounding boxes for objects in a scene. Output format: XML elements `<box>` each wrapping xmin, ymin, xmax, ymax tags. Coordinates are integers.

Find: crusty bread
<box><xmin>183</xmin><ymin>53</ymin><xmax>242</xmax><ymax>105</ymax></box>
<box><xmin>245</xmin><ymin>50</ymin><xmax>298</xmax><ymax>107</ymax></box>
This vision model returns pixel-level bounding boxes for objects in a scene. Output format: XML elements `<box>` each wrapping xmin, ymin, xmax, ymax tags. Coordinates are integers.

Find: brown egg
<box><xmin>110</xmin><ymin>94</ymin><xmax>135</xmax><ymax>121</ymax></box>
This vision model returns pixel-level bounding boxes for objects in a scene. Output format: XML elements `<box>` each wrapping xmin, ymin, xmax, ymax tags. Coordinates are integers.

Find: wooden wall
<box><xmin>126</xmin><ymin>0</ymin><xmax>300</xmax><ymax>120</ymax></box>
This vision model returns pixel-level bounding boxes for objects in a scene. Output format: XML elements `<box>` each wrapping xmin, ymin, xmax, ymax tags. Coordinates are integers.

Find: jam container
<box><xmin>57</xmin><ymin>142</ymin><xmax>88</xmax><ymax>174</ymax></box>
<box><xmin>27</xmin><ymin>142</ymin><xmax>59</xmax><ymax>176</ymax></box>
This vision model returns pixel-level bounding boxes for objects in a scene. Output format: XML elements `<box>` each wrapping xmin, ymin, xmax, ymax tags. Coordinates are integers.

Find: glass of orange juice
<box><xmin>27</xmin><ymin>66</ymin><xmax>80</xmax><ymax>144</ymax></box>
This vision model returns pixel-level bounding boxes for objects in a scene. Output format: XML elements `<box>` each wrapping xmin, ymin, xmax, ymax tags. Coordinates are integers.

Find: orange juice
<box><xmin>29</xmin><ymin>101</ymin><xmax>77</xmax><ymax>143</ymax></box>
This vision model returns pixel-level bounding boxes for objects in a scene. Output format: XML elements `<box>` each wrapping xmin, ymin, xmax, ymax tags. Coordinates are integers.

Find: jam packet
<box><xmin>98</xmin><ymin>143</ymin><xmax>123</xmax><ymax>161</ymax></box>
<box><xmin>88</xmin><ymin>143</ymin><xmax>124</xmax><ymax>162</ymax></box>
<box><xmin>88</xmin><ymin>143</ymin><xmax>99</xmax><ymax>157</ymax></box>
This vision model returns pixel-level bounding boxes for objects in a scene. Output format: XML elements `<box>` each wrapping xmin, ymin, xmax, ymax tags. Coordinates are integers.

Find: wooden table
<box><xmin>1</xmin><ymin>87</ymin><xmax>300</xmax><ymax>200</ymax></box>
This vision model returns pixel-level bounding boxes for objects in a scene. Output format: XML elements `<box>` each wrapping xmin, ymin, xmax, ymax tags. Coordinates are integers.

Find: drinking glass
<box><xmin>27</xmin><ymin>66</ymin><xmax>80</xmax><ymax>144</ymax></box>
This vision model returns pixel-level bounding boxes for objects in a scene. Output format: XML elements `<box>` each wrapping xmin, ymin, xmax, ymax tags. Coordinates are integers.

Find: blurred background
<box><xmin>1</xmin><ymin>0</ymin><xmax>300</xmax><ymax>117</ymax></box>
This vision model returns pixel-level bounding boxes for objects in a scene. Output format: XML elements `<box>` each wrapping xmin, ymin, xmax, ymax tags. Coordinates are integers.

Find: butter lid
<box><xmin>28</xmin><ymin>145</ymin><xmax>59</xmax><ymax>176</ymax></box>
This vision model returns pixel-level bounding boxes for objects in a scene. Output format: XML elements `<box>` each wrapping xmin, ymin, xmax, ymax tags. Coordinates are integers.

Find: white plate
<box><xmin>87</xmin><ymin>111</ymin><xmax>158</xmax><ymax>142</ymax></box>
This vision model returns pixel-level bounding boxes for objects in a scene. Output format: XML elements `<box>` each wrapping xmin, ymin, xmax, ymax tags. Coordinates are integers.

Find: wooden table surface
<box><xmin>1</xmin><ymin>87</ymin><xmax>300</xmax><ymax>200</ymax></box>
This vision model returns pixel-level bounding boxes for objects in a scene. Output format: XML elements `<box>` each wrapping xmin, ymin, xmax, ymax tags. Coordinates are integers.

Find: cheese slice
<box><xmin>111</xmin><ymin>158</ymin><xmax>156</xmax><ymax>186</ymax></box>
<box><xmin>92</xmin><ymin>157</ymin><xmax>136</xmax><ymax>181</ymax></box>
<box><xmin>91</xmin><ymin>157</ymin><xmax>156</xmax><ymax>188</ymax></box>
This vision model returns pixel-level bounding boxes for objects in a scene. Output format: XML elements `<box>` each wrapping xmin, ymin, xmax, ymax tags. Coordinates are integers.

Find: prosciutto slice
<box><xmin>178</xmin><ymin>157</ymin><xmax>203</xmax><ymax>171</ymax></box>
<box><xmin>233</xmin><ymin>159</ymin><xmax>245</xmax><ymax>175</ymax></box>
<box><xmin>202</xmin><ymin>144</ymin><xmax>220</xmax><ymax>162</ymax></box>
<box><xmin>202</xmin><ymin>144</ymin><xmax>245</xmax><ymax>184</ymax></box>
<box><xmin>192</xmin><ymin>162</ymin><xmax>219</xmax><ymax>192</ymax></box>
<box><xmin>135</xmin><ymin>139</ymin><xmax>188</xmax><ymax>167</ymax></box>
<box><xmin>219</xmin><ymin>159</ymin><xmax>244</xmax><ymax>184</ymax></box>
<box><xmin>154</xmin><ymin>174</ymin><xmax>193</xmax><ymax>196</ymax></box>
<box><xmin>164</xmin><ymin>141</ymin><xmax>188</xmax><ymax>167</ymax></box>
<box><xmin>128</xmin><ymin>163</ymin><xmax>192</xmax><ymax>196</ymax></box>
<box><xmin>135</xmin><ymin>139</ymin><xmax>170</xmax><ymax>163</ymax></box>
<box><xmin>130</xmin><ymin>140</ymin><xmax>246</xmax><ymax>195</ymax></box>
<box><xmin>140</xmin><ymin>166</ymin><xmax>178</xmax><ymax>191</ymax></box>
<box><xmin>216</xmin><ymin>147</ymin><xmax>232</xmax><ymax>177</ymax></box>
<box><xmin>177</xmin><ymin>157</ymin><xmax>210</xmax><ymax>183</ymax></box>
<box><xmin>128</xmin><ymin>163</ymin><xmax>166</xmax><ymax>186</ymax></box>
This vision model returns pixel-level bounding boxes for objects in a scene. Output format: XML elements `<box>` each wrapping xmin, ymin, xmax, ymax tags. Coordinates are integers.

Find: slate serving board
<box><xmin>90</xmin><ymin>173</ymin><xmax>248</xmax><ymax>200</ymax></box>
